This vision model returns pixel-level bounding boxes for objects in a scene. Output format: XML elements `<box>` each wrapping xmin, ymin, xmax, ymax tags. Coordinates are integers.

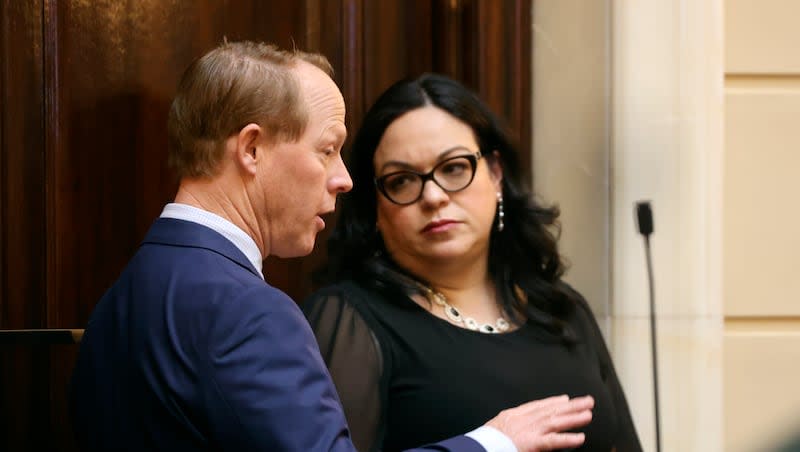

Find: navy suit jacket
<box><xmin>70</xmin><ymin>218</ymin><xmax>484</xmax><ymax>451</ymax></box>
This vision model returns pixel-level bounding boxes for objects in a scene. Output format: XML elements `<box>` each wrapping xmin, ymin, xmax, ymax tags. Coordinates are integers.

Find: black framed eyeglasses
<box><xmin>374</xmin><ymin>150</ymin><xmax>483</xmax><ymax>205</ymax></box>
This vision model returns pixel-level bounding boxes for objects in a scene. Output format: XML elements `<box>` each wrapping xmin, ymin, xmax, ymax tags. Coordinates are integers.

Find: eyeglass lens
<box><xmin>380</xmin><ymin>154</ymin><xmax>476</xmax><ymax>204</ymax></box>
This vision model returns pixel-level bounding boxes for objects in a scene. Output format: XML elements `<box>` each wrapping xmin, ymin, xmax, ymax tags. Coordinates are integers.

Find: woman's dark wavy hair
<box><xmin>316</xmin><ymin>73</ymin><xmax>577</xmax><ymax>342</ymax></box>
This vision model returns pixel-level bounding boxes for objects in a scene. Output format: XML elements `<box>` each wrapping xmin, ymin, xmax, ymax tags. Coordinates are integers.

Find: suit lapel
<box><xmin>142</xmin><ymin>218</ymin><xmax>262</xmax><ymax>279</ymax></box>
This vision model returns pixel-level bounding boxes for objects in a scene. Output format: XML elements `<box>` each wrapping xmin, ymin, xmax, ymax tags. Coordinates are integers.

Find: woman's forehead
<box><xmin>374</xmin><ymin>109</ymin><xmax>477</xmax><ymax>165</ymax></box>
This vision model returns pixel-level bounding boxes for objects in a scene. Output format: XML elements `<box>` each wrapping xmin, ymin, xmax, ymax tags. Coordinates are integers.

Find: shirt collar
<box><xmin>159</xmin><ymin>203</ymin><xmax>264</xmax><ymax>279</ymax></box>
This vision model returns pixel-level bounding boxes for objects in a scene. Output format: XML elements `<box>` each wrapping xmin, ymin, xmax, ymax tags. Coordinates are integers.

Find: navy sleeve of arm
<box><xmin>203</xmin><ymin>286</ymin><xmax>356</xmax><ymax>451</ymax></box>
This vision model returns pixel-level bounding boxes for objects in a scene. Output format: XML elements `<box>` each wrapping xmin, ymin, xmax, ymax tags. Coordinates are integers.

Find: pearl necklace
<box><xmin>420</xmin><ymin>286</ymin><xmax>511</xmax><ymax>334</ymax></box>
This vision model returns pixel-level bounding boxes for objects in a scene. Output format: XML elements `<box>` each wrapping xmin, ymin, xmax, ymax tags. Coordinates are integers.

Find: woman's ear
<box><xmin>233</xmin><ymin>123</ymin><xmax>263</xmax><ymax>175</ymax></box>
<box><xmin>488</xmin><ymin>150</ymin><xmax>504</xmax><ymax>190</ymax></box>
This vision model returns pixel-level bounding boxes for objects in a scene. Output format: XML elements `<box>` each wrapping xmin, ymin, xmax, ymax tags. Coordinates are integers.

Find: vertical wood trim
<box><xmin>469</xmin><ymin>0</ymin><xmax>532</xmax><ymax>180</ymax></box>
<box><xmin>475</xmin><ymin>1</ymin><xmax>500</xmax><ymax>112</ymax></box>
<box><xmin>342</xmin><ymin>0</ymin><xmax>364</xmax><ymax>130</ymax></box>
<box><xmin>0</xmin><ymin>0</ymin><xmax>47</xmax><ymax>330</ymax></box>
<box><xmin>0</xmin><ymin>2</ymin><xmax>51</xmax><ymax>449</ymax></box>
<box><xmin>0</xmin><ymin>1</ymin><xmax>7</xmax><ymax>328</ymax></box>
<box><xmin>512</xmin><ymin>0</ymin><xmax>532</xmax><ymax>174</ymax></box>
<box><xmin>305</xmin><ymin>0</ymin><xmax>321</xmax><ymax>51</ymax></box>
<box><xmin>42</xmin><ymin>1</ymin><xmax>61</xmax><ymax>447</ymax></box>
<box><xmin>401</xmin><ymin>0</ymin><xmax>430</xmax><ymax>76</ymax></box>
<box><xmin>435</xmin><ymin>0</ymin><xmax>463</xmax><ymax>79</ymax></box>
<box><xmin>43</xmin><ymin>0</ymin><xmax>59</xmax><ymax>328</ymax></box>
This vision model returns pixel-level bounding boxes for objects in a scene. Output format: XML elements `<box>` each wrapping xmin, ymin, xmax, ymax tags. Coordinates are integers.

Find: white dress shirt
<box><xmin>160</xmin><ymin>203</ymin><xmax>264</xmax><ymax>279</ymax></box>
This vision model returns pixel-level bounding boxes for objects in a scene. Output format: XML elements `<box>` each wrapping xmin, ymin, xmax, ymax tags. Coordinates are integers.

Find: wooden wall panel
<box><xmin>364</xmin><ymin>1</ymin><xmax>416</xmax><ymax>104</ymax></box>
<box><xmin>48</xmin><ymin>0</ymin><xmax>329</xmax><ymax>329</ymax></box>
<box><xmin>1</xmin><ymin>0</ymin><xmax>46</xmax><ymax>331</ymax></box>
<box><xmin>467</xmin><ymin>0</ymin><xmax>532</xmax><ymax>171</ymax></box>
<box><xmin>358</xmin><ymin>0</ymin><xmax>532</xmax><ymax>173</ymax></box>
<box><xmin>0</xmin><ymin>1</ymin><xmax>531</xmax><ymax>450</ymax></box>
<box><xmin>0</xmin><ymin>1</ymin><xmax>50</xmax><ymax>449</ymax></box>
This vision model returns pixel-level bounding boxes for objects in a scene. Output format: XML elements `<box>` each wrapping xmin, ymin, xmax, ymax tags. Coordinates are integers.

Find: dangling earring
<box><xmin>496</xmin><ymin>192</ymin><xmax>505</xmax><ymax>232</ymax></box>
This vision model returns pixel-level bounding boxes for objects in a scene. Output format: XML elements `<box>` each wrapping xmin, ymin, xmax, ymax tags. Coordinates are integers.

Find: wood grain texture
<box><xmin>1</xmin><ymin>0</ymin><xmax>46</xmax><ymax>330</ymax></box>
<box><xmin>0</xmin><ymin>1</ymin><xmax>50</xmax><ymax>449</ymax></box>
<box><xmin>0</xmin><ymin>2</ymin><xmax>532</xmax><ymax>450</ymax></box>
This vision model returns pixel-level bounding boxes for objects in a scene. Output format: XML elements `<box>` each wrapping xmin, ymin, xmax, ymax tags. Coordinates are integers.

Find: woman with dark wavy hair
<box><xmin>303</xmin><ymin>73</ymin><xmax>641</xmax><ymax>452</ymax></box>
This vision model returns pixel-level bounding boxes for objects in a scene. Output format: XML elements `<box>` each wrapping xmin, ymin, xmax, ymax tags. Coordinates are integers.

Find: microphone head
<box><xmin>635</xmin><ymin>201</ymin><xmax>654</xmax><ymax>236</ymax></box>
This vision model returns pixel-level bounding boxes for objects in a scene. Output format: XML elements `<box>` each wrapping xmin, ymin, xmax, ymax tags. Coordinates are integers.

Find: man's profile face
<box><xmin>255</xmin><ymin>62</ymin><xmax>352</xmax><ymax>258</ymax></box>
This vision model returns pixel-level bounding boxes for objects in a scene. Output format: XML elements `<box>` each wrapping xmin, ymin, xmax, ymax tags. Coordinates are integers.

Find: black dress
<box><xmin>303</xmin><ymin>280</ymin><xmax>642</xmax><ymax>452</ymax></box>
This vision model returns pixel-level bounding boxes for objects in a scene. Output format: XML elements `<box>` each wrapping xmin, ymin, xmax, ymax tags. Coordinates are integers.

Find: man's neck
<box><xmin>174</xmin><ymin>178</ymin><xmax>268</xmax><ymax>257</ymax></box>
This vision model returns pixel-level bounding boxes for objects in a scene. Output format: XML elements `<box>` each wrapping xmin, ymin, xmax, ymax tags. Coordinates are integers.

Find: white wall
<box><xmin>532</xmin><ymin>0</ymin><xmax>611</xmax><ymax>323</ymax></box>
<box><xmin>532</xmin><ymin>1</ymin><xmax>725</xmax><ymax>451</ymax></box>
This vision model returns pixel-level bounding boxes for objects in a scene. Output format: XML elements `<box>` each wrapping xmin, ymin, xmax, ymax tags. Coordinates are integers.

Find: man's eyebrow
<box><xmin>324</xmin><ymin>125</ymin><xmax>347</xmax><ymax>145</ymax></box>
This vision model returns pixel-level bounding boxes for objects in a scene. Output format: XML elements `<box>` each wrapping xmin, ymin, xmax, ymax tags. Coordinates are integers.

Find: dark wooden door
<box><xmin>0</xmin><ymin>1</ymin><xmax>530</xmax><ymax>450</ymax></box>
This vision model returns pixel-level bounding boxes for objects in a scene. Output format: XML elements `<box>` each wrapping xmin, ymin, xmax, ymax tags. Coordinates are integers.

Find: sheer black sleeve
<box><xmin>302</xmin><ymin>285</ymin><xmax>388</xmax><ymax>452</ymax></box>
<box><xmin>570</xmin><ymin>288</ymin><xmax>644</xmax><ymax>452</ymax></box>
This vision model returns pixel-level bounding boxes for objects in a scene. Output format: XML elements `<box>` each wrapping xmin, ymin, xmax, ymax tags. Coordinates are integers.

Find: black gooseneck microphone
<box><xmin>635</xmin><ymin>201</ymin><xmax>661</xmax><ymax>452</ymax></box>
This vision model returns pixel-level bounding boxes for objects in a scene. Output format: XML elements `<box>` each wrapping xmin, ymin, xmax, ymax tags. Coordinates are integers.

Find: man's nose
<box><xmin>330</xmin><ymin>155</ymin><xmax>353</xmax><ymax>193</ymax></box>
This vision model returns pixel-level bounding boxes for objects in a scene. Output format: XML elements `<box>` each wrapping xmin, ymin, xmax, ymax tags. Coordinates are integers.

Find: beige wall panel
<box><xmin>532</xmin><ymin>0</ymin><xmax>610</xmax><ymax>319</ymax></box>
<box><xmin>724</xmin><ymin>91</ymin><xmax>800</xmax><ymax>316</ymax></box>
<box><xmin>726</xmin><ymin>0</ymin><xmax>800</xmax><ymax>73</ymax></box>
<box><xmin>724</xmin><ymin>331</ymin><xmax>800</xmax><ymax>452</ymax></box>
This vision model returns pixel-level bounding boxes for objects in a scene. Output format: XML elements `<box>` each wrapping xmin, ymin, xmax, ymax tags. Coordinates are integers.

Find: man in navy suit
<box><xmin>70</xmin><ymin>41</ymin><xmax>593</xmax><ymax>451</ymax></box>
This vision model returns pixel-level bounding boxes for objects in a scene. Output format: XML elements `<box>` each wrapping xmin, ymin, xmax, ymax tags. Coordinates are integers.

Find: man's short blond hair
<box><xmin>167</xmin><ymin>40</ymin><xmax>334</xmax><ymax>178</ymax></box>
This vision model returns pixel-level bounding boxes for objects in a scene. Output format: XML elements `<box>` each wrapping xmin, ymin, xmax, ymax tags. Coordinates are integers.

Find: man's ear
<box><xmin>488</xmin><ymin>150</ymin><xmax>504</xmax><ymax>190</ymax></box>
<box><xmin>234</xmin><ymin>123</ymin><xmax>263</xmax><ymax>176</ymax></box>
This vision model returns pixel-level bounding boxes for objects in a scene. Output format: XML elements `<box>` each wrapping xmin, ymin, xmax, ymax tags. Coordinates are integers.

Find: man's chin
<box><xmin>272</xmin><ymin>236</ymin><xmax>317</xmax><ymax>259</ymax></box>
